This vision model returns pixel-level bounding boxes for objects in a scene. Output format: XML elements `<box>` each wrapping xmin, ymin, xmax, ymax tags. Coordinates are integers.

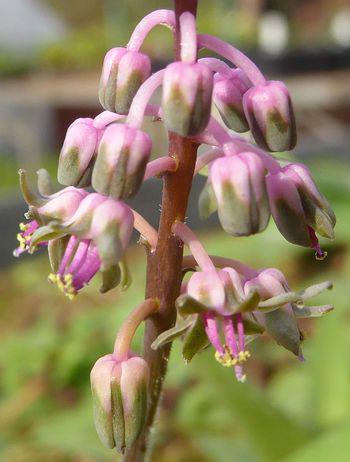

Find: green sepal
<box><xmin>182</xmin><ymin>315</ymin><xmax>209</xmax><ymax>364</ymax></box>
<box><xmin>258</xmin><ymin>292</ymin><xmax>301</xmax><ymax>311</ymax></box>
<box><xmin>48</xmin><ymin>236</ymin><xmax>70</xmax><ymax>272</ymax></box>
<box><xmin>120</xmin><ymin>258</ymin><xmax>132</xmax><ymax>291</ymax></box>
<box><xmin>198</xmin><ymin>180</ymin><xmax>217</xmax><ymax>220</ymax></box>
<box><xmin>110</xmin><ymin>364</ymin><xmax>125</xmax><ymax>453</ymax></box>
<box><xmin>292</xmin><ymin>304</ymin><xmax>334</xmax><ymax>318</ymax></box>
<box><xmin>100</xmin><ymin>264</ymin><xmax>121</xmax><ymax>294</ymax></box>
<box><xmin>297</xmin><ymin>280</ymin><xmax>333</xmax><ymax>300</ymax></box>
<box><xmin>30</xmin><ymin>223</ymin><xmax>66</xmax><ymax>247</ymax></box>
<box><xmin>235</xmin><ymin>289</ymin><xmax>261</xmax><ymax>313</ymax></box>
<box><xmin>151</xmin><ymin>318</ymin><xmax>193</xmax><ymax>350</ymax></box>
<box><xmin>37</xmin><ymin>168</ymin><xmax>54</xmax><ymax>195</ymax></box>
<box><xmin>242</xmin><ymin>318</ymin><xmax>265</xmax><ymax>335</ymax></box>
<box><xmin>19</xmin><ymin>169</ymin><xmax>46</xmax><ymax>207</ymax></box>
<box><xmin>175</xmin><ymin>294</ymin><xmax>208</xmax><ymax>316</ymax></box>
<box><xmin>264</xmin><ymin>308</ymin><xmax>302</xmax><ymax>357</ymax></box>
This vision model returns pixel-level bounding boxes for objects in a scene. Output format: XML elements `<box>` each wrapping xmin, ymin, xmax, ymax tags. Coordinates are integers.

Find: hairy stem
<box><xmin>122</xmin><ymin>1</ymin><xmax>198</xmax><ymax>460</ymax></box>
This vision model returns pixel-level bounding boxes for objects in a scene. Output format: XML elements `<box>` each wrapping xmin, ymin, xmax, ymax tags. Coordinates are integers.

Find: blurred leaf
<box><xmin>284</xmin><ymin>418</ymin><xmax>350</xmax><ymax>462</ymax></box>
<box><xmin>192</xmin><ymin>352</ymin><xmax>311</xmax><ymax>461</ymax></box>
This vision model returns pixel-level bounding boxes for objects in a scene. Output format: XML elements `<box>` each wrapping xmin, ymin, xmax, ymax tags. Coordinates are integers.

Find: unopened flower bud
<box><xmin>92</xmin><ymin>123</ymin><xmax>151</xmax><ymax>199</ymax></box>
<box><xmin>213</xmin><ymin>69</ymin><xmax>251</xmax><ymax>132</ymax></box>
<box><xmin>243</xmin><ymin>80</ymin><xmax>297</xmax><ymax>152</ymax></box>
<box><xmin>58</xmin><ymin>118</ymin><xmax>101</xmax><ymax>187</ymax></box>
<box><xmin>99</xmin><ymin>48</ymin><xmax>151</xmax><ymax>115</ymax></box>
<box><xmin>90</xmin><ymin>354</ymin><xmax>149</xmax><ymax>452</ymax></box>
<box><xmin>266</xmin><ymin>165</ymin><xmax>335</xmax><ymax>253</ymax></box>
<box><xmin>162</xmin><ymin>61</ymin><xmax>213</xmax><ymax>136</ymax></box>
<box><xmin>210</xmin><ymin>152</ymin><xmax>270</xmax><ymax>236</ymax></box>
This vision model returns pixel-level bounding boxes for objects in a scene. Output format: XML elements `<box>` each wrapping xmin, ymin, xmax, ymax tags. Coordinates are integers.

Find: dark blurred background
<box><xmin>1</xmin><ymin>1</ymin><xmax>350</xmax><ymax>461</ymax></box>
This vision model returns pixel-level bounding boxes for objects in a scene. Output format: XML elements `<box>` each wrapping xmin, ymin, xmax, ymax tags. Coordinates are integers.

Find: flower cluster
<box><xmin>14</xmin><ymin>6</ymin><xmax>335</xmax><ymax>453</ymax></box>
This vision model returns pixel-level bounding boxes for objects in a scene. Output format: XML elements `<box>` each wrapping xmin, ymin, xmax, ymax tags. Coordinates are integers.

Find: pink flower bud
<box><xmin>90</xmin><ymin>353</ymin><xmax>149</xmax><ymax>452</ymax></box>
<box><xmin>210</xmin><ymin>152</ymin><xmax>270</xmax><ymax>236</ymax></box>
<box><xmin>92</xmin><ymin>123</ymin><xmax>151</xmax><ymax>199</ymax></box>
<box><xmin>162</xmin><ymin>61</ymin><xmax>213</xmax><ymax>136</ymax></box>
<box><xmin>266</xmin><ymin>164</ymin><xmax>335</xmax><ymax>254</ymax></box>
<box><xmin>99</xmin><ymin>48</ymin><xmax>151</xmax><ymax>115</ymax></box>
<box><xmin>213</xmin><ymin>69</ymin><xmax>251</xmax><ymax>132</ymax></box>
<box><xmin>243</xmin><ymin>80</ymin><xmax>297</xmax><ymax>152</ymax></box>
<box><xmin>58</xmin><ymin>118</ymin><xmax>101</xmax><ymax>187</ymax></box>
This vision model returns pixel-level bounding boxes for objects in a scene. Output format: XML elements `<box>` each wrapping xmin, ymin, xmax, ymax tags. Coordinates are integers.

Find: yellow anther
<box><xmin>48</xmin><ymin>273</ymin><xmax>77</xmax><ymax>300</ymax></box>
<box><xmin>19</xmin><ymin>222</ymin><xmax>28</xmax><ymax>232</ymax></box>
<box><xmin>214</xmin><ymin>346</ymin><xmax>251</xmax><ymax>368</ymax></box>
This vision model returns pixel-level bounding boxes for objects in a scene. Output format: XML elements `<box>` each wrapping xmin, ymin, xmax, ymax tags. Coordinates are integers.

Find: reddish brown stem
<box><xmin>122</xmin><ymin>1</ymin><xmax>198</xmax><ymax>461</ymax></box>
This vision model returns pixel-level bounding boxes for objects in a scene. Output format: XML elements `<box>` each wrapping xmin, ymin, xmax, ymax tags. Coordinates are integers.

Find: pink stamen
<box><xmin>58</xmin><ymin>236</ymin><xmax>79</xmax><ymax>275</ymax></box>
<box><xmin>203</xmin><ymin>312</ymin><xmax>224</xmax><ymax>355</ymax></box>
<box><xmin>308</xmin><ymin>226</ymin><xmax>327</xmax><ymax>260</ymax></box>
<box><xmin>223</xmin><ymin>316</ymin><xmax>238</xmax><ymax>357</ymax></box>
<box><xmin>236</xmin><ymin>313</ymin><xmax>245</xmax><ymax>352</ymax></box>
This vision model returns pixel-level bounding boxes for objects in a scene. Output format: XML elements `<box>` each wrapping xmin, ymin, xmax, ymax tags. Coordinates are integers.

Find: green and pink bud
<box><xmin>162</xmin><ymin>61</ymin><xmax>213</xmax><ymax>136</ymax></box>
<box><xmin>210</xmin><ymin>151</ymin><xmax>270</xmax><ymax>236</ymax></box>
<box><xmin>90</xmin><ymin>353</ymin><xmax>149</xmax><ymax>452</ymax></box>
<box><xmin>92</xmin><ymin>123</ymin><xmax>152</xmax><ymax>199</ymax></box>
<box><xmin>243</xmin><ymin>80</ymin><xmax>297</xmax><ymax>152</ymax></box>
<box><xmin>99</xmin><ymin>47</ymin><xmax>151</xmax><ymax>115</ymax></box>
<box><xmin>58</xmin><ymin>118</ymin><xmax>101</xmax><ymax>187</ymax></box>
<box><xmin>213</xmin><ymin>69</ymin><xmax>251</xmax><ymax>132</ymax></box>
<box><xmin>266</xmin><ymin>163</ymin><xmax>335</xmax><ymax>256</ymax></box>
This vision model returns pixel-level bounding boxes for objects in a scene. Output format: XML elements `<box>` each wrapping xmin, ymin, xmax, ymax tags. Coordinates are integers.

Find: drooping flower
<box><xmin>90</xmin><ymin>352</ymin><xmax>149</xmax><ymax>452</ymax></box>
<box><xmin>243</xmin><ymin>80</ymin><xmax>297</xmax><ymax>152</ymax></box>
<box><xmin>19</xmin><ymin>169</ymin><xmax>88</xmax><ymax>225</ymax></box>
<box><xmin>162</xmin><ymin>61</ymin><xmax>213</xmax><ymax>136</ymax></box>
<box><xmin>209</xmin><ymin>151</ymin><xmax>270</xmax><ymax>236</ymax></box>
<box><xmin>99</xmin><ymin>47</ymin><xmax>151</xmax><ymax>115</ymax></box>
<box><xmin>152</xmin><ymin>263</ymin><xmax>333</xmax><ymax>380</ymax></box>
<box><xmin>244</xmin><ymin>267</ymin><xmax>333</xmax><ymax>358</ymax></box>
<box><xmin>92</xmin><ymin>123</ymin><xmax>152</xmax><ymax>199</ymax></box>
<box><xmin>266</xmin><ymin>163</ymin><xmax>335</xmax><ymax>257</ymax></box>
<box><xmin>30</xmin><ymin>193</ymin><xmax>134</xmax><ymax>298</ymax></box>
<box><xmin>213</xmin><ymin>68</ymin><xmax>252</xmax><ymax>132</ymax></box>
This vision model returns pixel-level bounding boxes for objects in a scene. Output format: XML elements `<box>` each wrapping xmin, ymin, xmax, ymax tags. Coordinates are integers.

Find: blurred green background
<box><xmin>1</xmin><ymin>1</ymin><xmax>350</xmax><ymax>461</ymax></box>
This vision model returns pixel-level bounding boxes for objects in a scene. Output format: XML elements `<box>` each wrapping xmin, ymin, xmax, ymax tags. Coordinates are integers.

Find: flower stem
<box><xmin>182</xmin><ymin>254</ymin><xmax>258</xmax><ymax>278</ymax></box>
<box><xmin>122</xmin><ymin>2</ymin><xmax>198</xmax><ymax>460</ymax></box>
<box><xmin>198</xmin><ymin>33</ymin><xmax>266</xmax><ymax>86</ymax></box>
<box><xmin>172</xmin><ymin>222</ymin><xmax>215</xmax><ymax>272</ymax></box>
<box><xmin>194</xmin><ymin>147</ymin><xmax>224</xmax><ymax>174</ymax></box>
<box><xmin>144</xmin><ymin>156</ymin><xmax>178</xmax><ymax>181</ymax></box>
<box><xmin>113</xmin><ymin>298</ymin><xmax>159</xmax><ymax>361</ymax></box>
<box><xmin>179</xmin><ymin>12</ymin><xmax>197</xmax><ymax>63</ymax></box>
<box><xmin>132</xmin><ymin>210</ymin><xmax>158</xmax><ymax>251</ymax></box>
<box><xmin>198</xmin><ymin>57</ymin><xmax>232</xmax><ymax>75</ymax></box>
<box><xmin>127</xmin><ymin>70</ymin><xmax>165</xmax><ymax>129</ymax></box>
<box><xmin>127</xmin><ymin>9</ymin><xmax>175</xmax><ymax>51</ymax></box>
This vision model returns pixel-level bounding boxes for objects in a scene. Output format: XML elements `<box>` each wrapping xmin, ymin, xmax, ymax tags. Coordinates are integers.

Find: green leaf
<box><xmin>284</xmin><ymin>418</ymin><xmax>350</xmax><ymax>462</ymax></box>
<box><xmin>192</xmin><ymin>352</ymin><xmax>311</xmax><ymax>461</ymax></box>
